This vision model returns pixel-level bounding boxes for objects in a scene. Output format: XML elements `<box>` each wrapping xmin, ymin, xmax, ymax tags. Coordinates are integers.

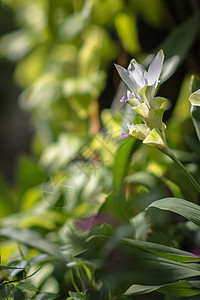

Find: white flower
<box><xmin>115</xmin><ymin>50</ymin><xmax>164</xmax><ymax>102</ymax></box>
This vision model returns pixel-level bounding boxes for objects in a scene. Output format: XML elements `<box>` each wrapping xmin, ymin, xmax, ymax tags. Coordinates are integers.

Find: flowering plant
<box><xmin>115</xmin><ymin>51</ymin><xmax>200</xmax><ymax>193</ymax></box>
<box><xmin>115</xmin><ymin>50</ymin><xmax>172</xmax><ymax>155</ymax></box>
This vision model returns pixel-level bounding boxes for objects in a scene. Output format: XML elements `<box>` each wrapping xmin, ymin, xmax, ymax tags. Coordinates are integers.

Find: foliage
<box><xmin>0</xmin><ymin>0</ymin><xmax>200</xmax><ymax>299</ymax></box>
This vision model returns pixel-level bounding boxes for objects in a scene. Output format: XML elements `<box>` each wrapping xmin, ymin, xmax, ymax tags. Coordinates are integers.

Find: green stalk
<box><xmin>168</xmin><ymin>150</ymin><xmax>200</xmax><ymax>193</ymax></box>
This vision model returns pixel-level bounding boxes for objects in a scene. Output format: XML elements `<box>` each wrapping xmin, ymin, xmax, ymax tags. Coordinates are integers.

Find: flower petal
<box><xmin>189</xmin><ymin>89</ymin><xmax>200</xmax><ymax>106</ymax></box>
<box><xmin>128</xmin><ymin>59</ymin><xmax>147</xmax><ymax>88</ymax></box>
<box><xmin>120</xmin><ymin>96</ymin><xmax>127</xmax><ymax>103</ymax></box>
<box><xmin>115</xmin><ymin>64</ymin><xmax>139</xmax><ymax>92</ymax></box>
<box><xmin>147</xmin><ymin>50</ymin><xmax>164</xmax><ymax>86</ymax></box>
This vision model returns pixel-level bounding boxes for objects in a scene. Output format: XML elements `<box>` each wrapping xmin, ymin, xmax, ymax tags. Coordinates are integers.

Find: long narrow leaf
<box><xmin>0</xmin><ymin>227</ymin><xmax>65</xmax><ymax>261</ymax></box>
<box><xmin>121</xmin><ymin>238</ymin><xmax>200</xmax><ymax>262</ymax></box>
<box><xmin>146</xmin><ymin>197</ymin><xmax>200</xmax><ymax>227</ymax></box>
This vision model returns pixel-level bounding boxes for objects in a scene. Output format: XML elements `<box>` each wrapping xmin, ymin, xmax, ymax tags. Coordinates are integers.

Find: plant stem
<box><xmin>168</xmin><ymin>150</ymin><xmax>200</xmax><ymax>193</ymax></box>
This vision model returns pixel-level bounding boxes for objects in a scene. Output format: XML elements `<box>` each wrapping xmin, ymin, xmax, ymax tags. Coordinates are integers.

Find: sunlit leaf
<box><xmin>0</xmin><ymin>228</ymin><xmax>65</xmax><ymax>261</ymax></box>
<box><xmin>115</xmin><ymin>13</ymin><xmax>140</xmax><ymax>54</ymax></box>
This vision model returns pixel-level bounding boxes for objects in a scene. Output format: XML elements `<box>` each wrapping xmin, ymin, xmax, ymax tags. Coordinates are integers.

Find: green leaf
<box><xmin>125</xmin><ymin>171</ymin><xmax>162</xmax><ymax>191</ymax></box>
<box><xmin>125</xmin><ymin>280</ymin><xmax>200</xmax><ymax>296</ymax></box>
<box><xmin>0</xmin><ymin>227</ymin><xmax>65</xmax><ymax>261</ymax></box>
<box><xmin>83</xmin><ymin>235</ymin><xmax>200</xmax><ymax>285</ymax></box>
<box><xmin>158</xmin><ymin>280</ymin><xmax>200</xmax><ymax>296</ymax></box>
<box><xmin>146</xmin><ymin>197</ymin><xmax>200</xmax><ymax>227</ymax></box>
<box><xmin>18</xmin><ymin>282</ymin><xmax>39</xmax><ymax>292</ymax></box>
<box><xmin>125</xmin><ymin>283</ymin><xmax>158</xmax><ymax>295</ymax></box>
<box><xmin>113</xmin><ymin>137</ymin><xmax>141</xmax><ymax>190</ymax></box>
<box><xmin>121</xmin><ymin>238</ymin><xmax>200</xmax><ymax>262</ymax></box>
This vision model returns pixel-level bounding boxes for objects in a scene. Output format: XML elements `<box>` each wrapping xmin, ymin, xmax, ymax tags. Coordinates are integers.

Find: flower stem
<box><xmin>168</xmin><ymin>151</ymin><xmax>200</xmax><ymax>193</ymax></box>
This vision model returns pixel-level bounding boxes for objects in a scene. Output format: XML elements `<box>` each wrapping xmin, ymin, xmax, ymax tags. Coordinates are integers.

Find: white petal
<box><xmin>189</xmin><ymin>89</ymin><xmax>200</xmax><ymax>106</ymax></box>
<box><xmin>127</xmin><ymin>90</ymin><xmax>134</xmax><ymax>98</ymax></box>
<box><xmin>128</xmin><ymin>59</ymin><xmax>147</xmax><ymax>88</ymax></box>
<box><xmin>115</xmin><ymin>64</ymin><xmax>139</xmax><ymax>92</ymax></box>
<box><xmin>147</xmin><ymin>50</ymin><xmax>164</xmax><ymax>86</ymax></box>
<box><xmin>127</xmin><ymin>122</ymin><xmax>134</xmax><ymax>132</ymax></box>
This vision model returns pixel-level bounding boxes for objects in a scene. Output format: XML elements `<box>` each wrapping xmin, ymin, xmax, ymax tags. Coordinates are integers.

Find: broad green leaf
<box><xmin>125</xmin><ymin>283</ymin><xmax>158</xmax><ymax>295</ymax></box>
<box><xmin>111</xmin><ymin>137</ymin><xmax>141</xmax><ymax>220</ymax></box>
<box><xmin>18</xmin><ymin>282</ymin><xmax>39</xmax><ymax>292</ymax></box>
<box><xmin>125</xmin><ymin>280</ymin><xmax>200</xmax><ymax>296</ymax></box>
<box><xmin>113</xmin><ymin>137</ymin><xmax>141</xmax><ymax>189</ymax></box>
<box><xmin>146</xmin><ymin>197</ymin><xmax>200</xmax><ymax>227</ymax></box>
<box><xmin>158</xmin><ymin>280</ymin><xmax>200</xmax><ymax>296</ymax></box>
<box><xmin>125</xmin><ymin>171</ymin><xmax>162</xmax><ymax>191</ymax></box>
<box><xmin>0</xmin><ymin>228</ymin><xmax>65</xmax><ymax>261</ymax></box>
<box><xmin>121</xmin><ymin>238</ymin><xmax>200</xmax><ymax>262</ymax></box>
<box><xmin>82</xmin><ymin>235</ymin><xmax>200</xmax><ymax>285</ymax></box>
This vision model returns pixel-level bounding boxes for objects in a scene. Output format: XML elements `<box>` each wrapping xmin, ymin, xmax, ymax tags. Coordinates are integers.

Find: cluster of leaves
<box><xmin>0</xmin><ymin>0</ymin><xmax>200</xmax><ymax>299</ymax></box>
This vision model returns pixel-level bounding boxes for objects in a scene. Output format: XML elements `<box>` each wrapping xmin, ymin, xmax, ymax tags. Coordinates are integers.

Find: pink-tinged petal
<box><xmin>120</xmin><ymin>96</ymin><xmax>127</xmax><ymax>103</ymax></box>
<box><xmin>147</xmin><ymin>50</ymin><xmax>164</xmax><ymax>86</ymax></box>
<box><xmin>121</xmin><ymin>133</ymin><xmax>129</xmax><ymax>138</ymax></box>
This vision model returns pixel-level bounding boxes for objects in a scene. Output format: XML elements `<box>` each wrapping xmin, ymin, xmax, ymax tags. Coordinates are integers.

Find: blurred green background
<box><xmin>0</xmin><ymin>0</ymin><xmax>200</xmax><ymax>299</ymax></box>
<box><xmin>1</xmin><ymin>0</ymin><xmax>200</xmax><ymax>183</ymax></box>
